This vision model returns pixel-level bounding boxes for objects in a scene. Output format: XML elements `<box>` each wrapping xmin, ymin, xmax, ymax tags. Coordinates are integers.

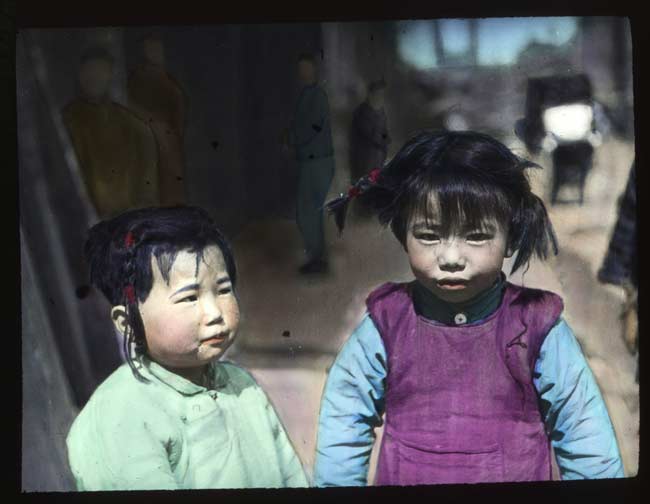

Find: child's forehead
<box><xmin>409</xmin><ymin>194</ymin><xmax>504</xmax><ymax>230</ymax></box>
<box><xmin>151</xmin><ymin>245</ymin><xmax>227</xmax><ymax>282</ymax></box>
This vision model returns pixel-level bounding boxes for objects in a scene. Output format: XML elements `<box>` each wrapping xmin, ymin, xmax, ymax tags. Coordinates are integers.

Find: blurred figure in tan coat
<box><xmin>128</xmin><ymin>33</ymin><xmax>187</xmax><ymax>205</ymax></box>
<box><xmin>62</xmin><ymin>46</ymin><xmax>159</xmax><ymax>218</ymax></box>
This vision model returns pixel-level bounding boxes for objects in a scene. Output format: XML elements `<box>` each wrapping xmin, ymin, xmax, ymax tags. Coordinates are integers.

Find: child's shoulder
<box><xmin>67</xmin><ymin>364</ymin><xmax>155</xmax><ymax>441</ymax></box>
<box><xmin>216</xmin><ymin>360</ymin><xmax>262</xmax><ymax>393</ymax></box>
<box><xmin>366</xmin><ymin>281</ymin><xmax>411</xmax><ymax>307</ymax></box>
<box><xmin>77</xmin><ymin>363</ymin><xmax>163</xmax><ymax>418</ymax></box>
<box><xmin>367</xmin><ymin>281</ymin><xmax>410</xmax><ymax>298</ymax></box>
<box><xmin>506</xmin><ymin>281</ymin><xmax>564</xmax><ymax>307</ymax></box>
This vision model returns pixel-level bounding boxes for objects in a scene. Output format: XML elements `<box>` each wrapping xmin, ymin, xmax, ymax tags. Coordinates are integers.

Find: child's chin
<box><xmin>203</xmin><ymin>341</ymin><xmax>234</xmax><ymax>359</ymax></box>
<box><xmin>432</xmin><ymin>285</ymin><xmax>476</xmax><ymax>303</ymax></box>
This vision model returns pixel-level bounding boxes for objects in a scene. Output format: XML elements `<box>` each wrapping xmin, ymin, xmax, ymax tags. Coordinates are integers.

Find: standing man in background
<box><xmin>283</xmin><ymin>53</ymin><xmax>335</xmax><ymax>274</ymax></box>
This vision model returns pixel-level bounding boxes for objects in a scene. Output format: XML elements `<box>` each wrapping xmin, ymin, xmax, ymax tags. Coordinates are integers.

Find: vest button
<box><xmin>454</xmin><ymin>313</ymin><xmax>468</xmax><ymax>325</ymax></box>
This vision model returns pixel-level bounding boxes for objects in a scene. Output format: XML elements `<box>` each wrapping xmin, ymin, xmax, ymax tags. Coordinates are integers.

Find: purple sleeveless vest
<box><xmin>367</xmin><ymin>281</ymin><xmax>563</xmax><ymax>486</ymax></box>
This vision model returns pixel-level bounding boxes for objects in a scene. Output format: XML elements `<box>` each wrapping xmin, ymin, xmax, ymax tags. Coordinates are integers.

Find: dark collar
<box><xmin>412</xmin><ymin>273</ymin><xmax>506</xmax><ymax>325</ymax></box>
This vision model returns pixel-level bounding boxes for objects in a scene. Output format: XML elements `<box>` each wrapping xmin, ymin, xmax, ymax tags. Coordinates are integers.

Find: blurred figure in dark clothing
<box><xmin>598</xmin><ymin>163</ymin><xmax>638</xmax><ymax>363</ymax></box>
<box><xmin>62</xmin><ymin>46</ymin><xmax>160</xmax><ymax>218</ymax></box>
<box><xmin>349</xmin><ymin>79</ymin><xmax>391</xmax><ymax>183</ymax></box>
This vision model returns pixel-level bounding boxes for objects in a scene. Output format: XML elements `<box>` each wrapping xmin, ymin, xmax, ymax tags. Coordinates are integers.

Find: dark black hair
<box><xmin>84</xmin><ymin>205</ymin><xmax>237</xmax><ymax>380</ymax></box>
<box><xmin>80</xmin><ymin>46</ymin><xmax>115</xmax><ymax>66</ymax></box>
<box><xmin>327</xmin><ymin>130</ymin><xmax>558</xmax><ymax>275</ymax></box>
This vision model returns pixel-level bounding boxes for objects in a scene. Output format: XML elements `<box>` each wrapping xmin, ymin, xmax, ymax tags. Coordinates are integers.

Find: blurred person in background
<box><xmin>62</xmin><ymin>46</ymin><xmax>160</xmax><ymax>218</ymax></box>
<box><xmin>349</xmin><ymin>78</ymin><xmax>391</xmax><ymax>183</ymax></box>
<box><xmin>281</xmin><ymin>53</ymin><xmax>335</xmax><ymax>274</ymax></box>
<box><xmin>128</xmin><ymin>32</ymin><xmax>187</xmax><ymax>206</ymax></box>
<box><xmin>598</xmin><ymin>162</ymin><xmax>637</xmax><ymax>379</ymax></box>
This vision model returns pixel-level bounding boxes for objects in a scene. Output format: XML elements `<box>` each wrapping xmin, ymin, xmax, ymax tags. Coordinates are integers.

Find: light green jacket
<box><xmin>66</xmin><ymin>357</ymin><xmax>308</xmax><ymax>490</ymax></box>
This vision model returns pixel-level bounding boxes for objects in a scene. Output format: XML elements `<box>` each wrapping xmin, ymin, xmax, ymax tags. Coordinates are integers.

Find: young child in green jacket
<box><xmin>66</xmin><ymin>206</ymin><xmax>308</xmax><ymax>490</ymax></box>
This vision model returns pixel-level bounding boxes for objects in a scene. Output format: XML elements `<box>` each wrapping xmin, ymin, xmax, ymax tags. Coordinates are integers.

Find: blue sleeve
<box><xmin>313</xmin><ymin>315</ymin><xmax>387</xmax><ymax>487</ymax></box>
<box><xmin>533</xmin><ymin>318</ymin><xmax>625</xmax><ymax>479</ymax></box>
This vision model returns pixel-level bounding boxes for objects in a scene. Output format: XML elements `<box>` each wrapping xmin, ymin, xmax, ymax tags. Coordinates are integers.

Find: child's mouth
<box><xmin>436</xmin><ymin>278</ymin><xmax>469</xmax><ymax>290</ymax></box>
<box><xmin>201</xmin><ymin>334</ymin><xmax>229</xmax><ymax>345</ymax></box>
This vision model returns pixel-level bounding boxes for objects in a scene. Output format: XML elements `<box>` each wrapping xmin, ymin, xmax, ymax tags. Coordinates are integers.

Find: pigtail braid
<box><xmin>121</xmin><ymin>229</ymin><xmax>149</xmax><ymax>381</ymax></box>
<box><xmin>326</xmin><ymin>167</ymin><xmax>383</xmax><ymax>233</ymax></box>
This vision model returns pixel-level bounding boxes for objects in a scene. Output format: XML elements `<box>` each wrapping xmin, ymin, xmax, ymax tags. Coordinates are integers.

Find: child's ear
<box><xmin>111</xmin><ymin>305</ymin><xmax>129</xmax><ymax>336</ymax></box>
<box><xmin>505</xmin><ymin>245</ymin><xmax>515</xmax><ymax>259</ymax></box>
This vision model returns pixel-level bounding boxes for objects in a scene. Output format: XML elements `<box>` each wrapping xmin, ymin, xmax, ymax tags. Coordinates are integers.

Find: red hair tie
<box><xmin>347</xmin><ymin>186</ymin><xmax>361</xmax><ymax>199</ymax></box>
<box><xmin>124</xmin><ymin>231</ymin><xmax>136</xmax><ymax>248</ymax></box>
<box><xmin>347</xmin><ymin>168</ymin><xmax>381</xmax><ymax>200</ymax></box>
<box><xmin>124</xmin><ymin>285</ymin><xmax>136</xmax><ymax>304</ymax></box>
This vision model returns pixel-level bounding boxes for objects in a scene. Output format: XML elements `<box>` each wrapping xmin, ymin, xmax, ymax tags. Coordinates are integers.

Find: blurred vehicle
<box><xmin>515</xmin><ymin>74</ymin><xmax>602</xmax><ymax>205</ymax></box>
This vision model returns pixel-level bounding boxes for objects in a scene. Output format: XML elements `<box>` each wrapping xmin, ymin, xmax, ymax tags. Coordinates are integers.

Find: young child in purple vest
<box><xmin>314</xmin><ymin>130</ymin><xmax>624</xmax><ymax>486</ymax></box>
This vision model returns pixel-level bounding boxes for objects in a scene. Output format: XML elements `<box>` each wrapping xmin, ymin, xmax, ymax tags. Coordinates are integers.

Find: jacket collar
<box><xmin>412</xmin><ymin>272</ymin><xmax>506</xmax><ymax>325</ymax></box>
<box><xmin>137</xmin><ymin>356</ymin><xmax>228</xmax><ymax>395</ymax></box>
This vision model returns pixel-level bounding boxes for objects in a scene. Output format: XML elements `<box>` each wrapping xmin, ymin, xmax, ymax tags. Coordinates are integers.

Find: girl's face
<box><xmin>137</xmin><ymin>245</ymin><xmax>240</xmax><ymax>373</ymax></box>
<box><xmin>405</xmin><ymin>199</ymin><xmax>509</xmax><ymax>303</ymax></box>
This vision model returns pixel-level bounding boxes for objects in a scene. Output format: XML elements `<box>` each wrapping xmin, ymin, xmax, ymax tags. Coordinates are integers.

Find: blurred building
<box><xmin>322</xmin><ymin>17</ymin><xmax>633</xmax><ymax>152</ymax></box>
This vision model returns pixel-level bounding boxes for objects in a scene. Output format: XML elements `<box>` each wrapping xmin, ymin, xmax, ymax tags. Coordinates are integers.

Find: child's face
<box><xmin>137</xmin><ymin>245</ymin><xmax>239</xmax><ymax>371</ymax></box>
<box><xmin>405</xmin><ymin>201</ymin><xmax>509</xmax><ymax>303</ymax></box>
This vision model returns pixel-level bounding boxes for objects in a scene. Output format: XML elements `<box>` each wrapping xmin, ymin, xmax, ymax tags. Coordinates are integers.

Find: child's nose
<box><xmin>202</xmin><ymin>296</ymin><xmax>224</xmax><ymax>325</ymax></box>
<box><xmin>438</xmin><ymin>241</ymin><xmax>466</xmax><ymax>271</ymax></box>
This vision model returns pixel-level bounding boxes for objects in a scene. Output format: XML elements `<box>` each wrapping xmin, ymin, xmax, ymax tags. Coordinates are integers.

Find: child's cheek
<box><xmin>146</xmin><ymin>312</ymin><xmax>196</xmax><ymax>353</ymax></box>
<box><xmin>221</xmin><ymin>296</ymin><xmax>241</xmax><ymax>331</ymax></box>
<box><xmin>408</xmin><ymin>246</ymin><xmax>436</xmax><ymax>276</ymax></box>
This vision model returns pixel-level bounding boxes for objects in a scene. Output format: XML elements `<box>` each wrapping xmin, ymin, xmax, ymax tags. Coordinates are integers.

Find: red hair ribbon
<box><xmin>347</xmin><ymin>168</ymin><xmax>381</xmax><ymax>200</ymax></box>
<box><xmin>124</xmin><ymin>231</ymin><xmax>136</xmax><ymax>248</ymax></box>
<box><xmin>124</xmin><ymin>285</ymin><xmax>136</xmax><ymax>304</ymax></box>
<box><xmin>347</xmin><ymin>186</ymin><xmax>361</xmax><ymax>199</ymax></box>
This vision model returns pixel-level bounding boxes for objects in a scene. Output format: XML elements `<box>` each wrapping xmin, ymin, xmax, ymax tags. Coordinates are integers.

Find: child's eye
<box><xmin>179</xmin><ymin>294</ymin><xmax>198</xmax><ymax>303</ymax></box>
<box><xmin>217</xmin><ymin>286</ymin><xmax>232</xmax><ymax>295</ymax></box>
<box><xmin>466</xmin><ymin>233</ymin><xmax>492</xmax><ymax>243</ymax></box>
<box><xmin>415</xmin><ymin>232</ymin><xmax>440</xmax><ymax>242</ymax></box>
